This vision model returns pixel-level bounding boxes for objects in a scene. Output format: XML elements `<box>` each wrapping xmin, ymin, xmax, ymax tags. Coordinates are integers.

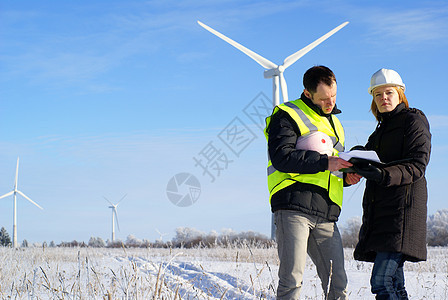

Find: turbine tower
<box><xmin>104</xmin><ymin>194</ymin><xmax>126</xmax><ymax>242</ymax></box>
<box><xmin>198</xmin><ymin>21</ymin><xmax>349</xmax><ymax>239</ymax></box>
<box><xmin>0</xmin><ymin>157</ymin><xmax>43</xmax><ymax>248</ymax></box>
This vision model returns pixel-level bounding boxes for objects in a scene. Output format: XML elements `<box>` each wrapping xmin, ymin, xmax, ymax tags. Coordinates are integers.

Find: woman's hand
<box><xmin>353</xmin><ymin>164</ymin><xmax>385</xmax><ymax>183</ymax></box>
<box><xmin>345</xmin><ymin>172</ymin><xmax>362</xmax><ymax>185</ymax></box>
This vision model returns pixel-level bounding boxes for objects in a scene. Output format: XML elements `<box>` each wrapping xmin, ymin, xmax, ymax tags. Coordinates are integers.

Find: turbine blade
<box><xmin>104</xmin><ymin>196</ymin><xmax>114</xmax><ymax>206</ymax></box>
<box><xmin>0</xmin><ymin>191</ymin><xmax>14</xmax><ymax>200</ymax></box>
<box><xmin>117</xmin><ymin>193</ymin><xmax>127</xmax><ymax>205</ymax></box>
<box><xmin>283</xmin><ymin>22</ymin><xmax>349</xmax><ymax>69</ymax></box>
<box><xmin>198</xmin><ymin>21</ymin><xmax>277</xmax><ymax>70</ymax></box>
<box><xmin>17</xmin><ymin>190</ymin><xmax>43</xmax><ymax>210</ymax></box>
<box><xmin>15</xmin><ymin>157</ymin><xmax>19</xmax><ymax>190</ymax></box>
<box><xmin>280</xmin><ymin>73</ymin><xmax>289</xmax><ymax>103</ymax></box>
<box><xmin>114</xmin><ymin>209</ymin><xmax>120</xmax><ymax>231</ymax></box>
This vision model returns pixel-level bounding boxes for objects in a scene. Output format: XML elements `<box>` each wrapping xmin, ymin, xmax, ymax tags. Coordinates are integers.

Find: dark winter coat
<box><xmin>266</xmin><ymin>93</ymin><xmax>343</xmax><ymax>221</ymax></box>
<box><xmin>354</xmin><ymin>103</ymin><xmax>431</xmax><ymax>262</ymax></box>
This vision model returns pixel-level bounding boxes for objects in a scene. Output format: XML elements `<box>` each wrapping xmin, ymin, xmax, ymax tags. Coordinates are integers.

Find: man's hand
<box><xmin>345</xmin><ymin>172</ymin><xmax>362</xmax><ymax>185</ymax></box>
<box><xmin>328</xmin><ymin>156</ymin><xmax>353</xmax><ymax>172</ymax></box>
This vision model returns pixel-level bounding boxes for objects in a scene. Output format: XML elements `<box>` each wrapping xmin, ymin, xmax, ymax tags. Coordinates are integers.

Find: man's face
<box><xmin>305</xmin><ymin>82</ymin><xmax>337</xmax><ymax>114</ymax></box>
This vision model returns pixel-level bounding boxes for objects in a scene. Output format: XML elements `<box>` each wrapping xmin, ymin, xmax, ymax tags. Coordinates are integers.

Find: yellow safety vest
<box><xmin>264</xmin><ymin>99</ymin><xmax>346</xmax><ymax>207</ymax></box>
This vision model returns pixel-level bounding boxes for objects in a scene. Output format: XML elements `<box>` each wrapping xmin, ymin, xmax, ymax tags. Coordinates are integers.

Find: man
<box><xmin>264</xmin><ymin>66</ymin><xmax>360</xmax><ymax>299</ymax></box>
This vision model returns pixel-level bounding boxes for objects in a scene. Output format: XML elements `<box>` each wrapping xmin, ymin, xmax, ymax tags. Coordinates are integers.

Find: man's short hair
<box><xmin>303</xmin><ymin>66</ymin><xmax>336</xmax><ymax>94</ymax></box>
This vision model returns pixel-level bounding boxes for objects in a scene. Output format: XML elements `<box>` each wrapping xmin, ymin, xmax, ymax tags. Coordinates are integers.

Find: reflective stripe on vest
<box><xmin>265</xmin><ymin>99</ymin><xmax>346</xmax><ymax>207</ymax></box>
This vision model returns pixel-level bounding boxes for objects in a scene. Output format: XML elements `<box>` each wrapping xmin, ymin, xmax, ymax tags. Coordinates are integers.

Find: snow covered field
<box><xmin>0</xmin><ymin>246</ymin><xmax>447</xmax><ymax>299</ymax></box>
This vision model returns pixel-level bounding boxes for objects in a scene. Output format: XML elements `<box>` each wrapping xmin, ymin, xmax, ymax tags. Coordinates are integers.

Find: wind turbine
<box><xmin>155</xmin><ymin>228</ymin><xmax>168</xmax><ymax>243</ymax></box>
<box><xmin>197</xmin><ymin>20</ymin><xmax>348</xmax><ymax>106</ymax></box>
<box><xmin>0</xmin><ymin>157</ymin><xmax>43</xmax><ymax>248</ymax></box>
<box><xmin>198</xmin><ymin>21</ymin><xmax>349</xmax><ymax>239</ymax></box>
<box><xmin>104</xmin><ymin>194</ymin><xmax>126</xmax><ymax>242</ymax></box>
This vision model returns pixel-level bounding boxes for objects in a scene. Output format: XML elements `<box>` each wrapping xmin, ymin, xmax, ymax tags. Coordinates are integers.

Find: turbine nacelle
<box><xmin>263</xmin><ymin>66</ymin><xmax>285</xmax><ymax>78</ymax></box>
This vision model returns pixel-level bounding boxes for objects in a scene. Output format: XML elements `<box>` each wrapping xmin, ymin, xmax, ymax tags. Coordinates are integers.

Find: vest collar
<box><xmin>300</xmin><ymin>92</ymin><xmax>342</xmax><ymax>116</ymax></box>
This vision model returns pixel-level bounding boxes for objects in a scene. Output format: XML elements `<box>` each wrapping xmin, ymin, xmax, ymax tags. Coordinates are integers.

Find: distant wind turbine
<box><xmin>104</xmin><ymin>194</ymin><xmax>126</xmax><ymax>242</ymax></box>
<box><xmin>198</xmin><ymin>20</ymin><xmax>349</xmax><ymax>239</ymax></box>
<box><xmin>0</xmin><ymin>157</ymin><xmax>43</xmax><ymax>248</ymax></box>
<box><xmin>155</xmin><ymin>228</ymin><xmax>168</xmax><ymax>243</ymax></box>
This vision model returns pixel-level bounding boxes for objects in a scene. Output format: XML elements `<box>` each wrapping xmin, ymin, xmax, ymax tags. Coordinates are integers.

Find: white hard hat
<box><xmin>296</xmin><ymin>131</ymin><xmax>333</xmax><ymax>156</ymax></box>
<box><xmin>368</xmin><ymin>68</ymin><xmax>405</xmax><ymax>95</ymax></box>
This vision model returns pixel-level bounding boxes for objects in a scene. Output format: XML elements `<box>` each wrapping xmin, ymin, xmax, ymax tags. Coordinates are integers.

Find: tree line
<box><xmin>340</xmin><ymin>209</ymin><xmax>448</xmax><ymax>248</ymax></box>
<box><xmin>1</xmin><ymin>209</ymin><xmax>448</xmax><ymax>248</ymax></box>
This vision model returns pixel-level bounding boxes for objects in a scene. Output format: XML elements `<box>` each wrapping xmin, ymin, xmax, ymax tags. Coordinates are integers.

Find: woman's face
<box><xmin>373</xmin><ymin>86</ymin><xmax>400</xmax><ymax>113</ymax></box>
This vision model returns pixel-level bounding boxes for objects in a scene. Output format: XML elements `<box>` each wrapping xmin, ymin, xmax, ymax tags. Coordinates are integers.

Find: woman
<box><xmin>352</xmin><ymin>68</ymin><xmax>431</xmax><ymax>299</ymax></box>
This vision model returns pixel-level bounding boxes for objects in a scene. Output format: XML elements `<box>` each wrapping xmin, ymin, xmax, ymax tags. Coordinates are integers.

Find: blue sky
<box><xmin>1</xmin><ymin>0</ymin><xmax>447</xmax><ymax>244</ymax></box>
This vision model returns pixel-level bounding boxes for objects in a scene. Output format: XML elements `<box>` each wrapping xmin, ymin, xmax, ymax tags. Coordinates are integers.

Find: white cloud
<box><xmin>325</xmin><ymin>2</ymin><xmax>448</xmax><ymax>47</ymax></box>
<box><xmin>363</xmin><ymin>8</ymin><xmax>448</xmax><ymax>45</ymax></box>
<box><xmin>0</xmin><ymin>0</ymin><xmax>312</xmax><ymax>92</ymax></box>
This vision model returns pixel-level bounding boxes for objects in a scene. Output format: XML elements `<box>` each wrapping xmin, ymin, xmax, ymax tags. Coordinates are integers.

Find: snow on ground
<box><xmin>0</xmin><ymin>246</ymin><xmax>447</xmax><ymax>299</ymax></box>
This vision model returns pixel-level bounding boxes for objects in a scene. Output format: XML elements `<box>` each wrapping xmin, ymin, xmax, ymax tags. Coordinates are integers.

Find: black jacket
<box><xmin>354</xmin><ymin>103</ymin><xmax>431</xmax><ymax>262</ymax></box>
<box><xmin>266</xmin><ymin>93</ymin><xmax>343</xmax><ymax>221</ymax></box>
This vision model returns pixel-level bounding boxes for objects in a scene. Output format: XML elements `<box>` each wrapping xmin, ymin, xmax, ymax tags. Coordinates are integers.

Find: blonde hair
<box><xmin>370</xmin><ymin>86</ymin><xmax>409</xmax><ymax>121</ymax></box>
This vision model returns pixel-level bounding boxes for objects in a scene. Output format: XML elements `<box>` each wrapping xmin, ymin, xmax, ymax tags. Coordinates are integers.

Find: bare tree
<box><xmin>340</xmin><ymin>217</ymin><xmax>361</xmax><ymax>248</ymax></box>
<box><xmin>427</xmin><ymin>209</ymin><xmax>448</xmax><ymax>246</ymax></box>
<box><xmin>88</xmin><ymin>237</ymin><xmax>106</xmax><ymax>248</ymax></box>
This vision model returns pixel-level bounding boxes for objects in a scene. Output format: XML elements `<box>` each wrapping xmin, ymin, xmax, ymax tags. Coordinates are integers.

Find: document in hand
<box><xmin>339</xmin><ymin>150</ymin><xmax>413</xmax><ymax>173</ymax></box>
<box><xmin>339</xmin><ymin>150</ymin><xmax>382</xmax><ymax>164</ymax></box>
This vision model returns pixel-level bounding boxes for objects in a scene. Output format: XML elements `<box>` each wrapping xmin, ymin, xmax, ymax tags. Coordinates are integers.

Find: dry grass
<box><xmin>0</xmin><ymin>246</ymin><xmax>446</xmax><ymax>299</ymax></box>
<box><xmin>0</xmin><ymin>245</ymin><xmax>278</xmax><ymax>299</ymax></box>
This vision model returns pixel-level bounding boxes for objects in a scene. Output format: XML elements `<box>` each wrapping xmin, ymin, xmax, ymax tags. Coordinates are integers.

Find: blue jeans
<box><xmin>370</xmin><ymin>252</ymin><xmax>408</xmax><ymax>300</ymax></box>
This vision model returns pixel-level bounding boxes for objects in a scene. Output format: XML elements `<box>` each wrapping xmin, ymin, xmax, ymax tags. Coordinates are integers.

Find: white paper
<box><xmin>338</xmin><ymin>150</ymin><xmax>382</xmax><ymax>163</ymax></box>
